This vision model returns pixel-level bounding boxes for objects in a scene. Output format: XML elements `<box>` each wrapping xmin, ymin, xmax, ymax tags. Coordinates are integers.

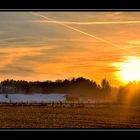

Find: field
<box><xmin>0</xmin><ymin>104</ymin><xmax>140</xmax><ymax>128</ymax></box>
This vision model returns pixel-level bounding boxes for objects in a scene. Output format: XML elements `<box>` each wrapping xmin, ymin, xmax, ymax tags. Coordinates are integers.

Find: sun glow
<box><xmin>113</xmin><ymin>56</ymin><xmax>140</xmax><ymax>84</ymax></box>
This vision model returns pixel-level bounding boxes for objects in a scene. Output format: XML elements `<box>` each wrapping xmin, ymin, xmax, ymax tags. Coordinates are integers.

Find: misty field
<box><xmin>0</xmin><ymin>105</ymin><xmax>140</xmax><ymax>128</ymax></box>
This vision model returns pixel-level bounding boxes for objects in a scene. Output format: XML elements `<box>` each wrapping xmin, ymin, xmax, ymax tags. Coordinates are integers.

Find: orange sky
<box><xmin>0</xmin><ymin>12</ymin><xmax>140</xmax><ymax>86</ymax></box>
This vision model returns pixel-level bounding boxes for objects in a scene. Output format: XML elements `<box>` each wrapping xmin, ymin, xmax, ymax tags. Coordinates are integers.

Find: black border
<box><xmin>0</xmin><ymin>0</ymin><xmax>139</xmax><ymax>9</ymax></box>
<box><xmin>1</xmin><ymin>130</ymin><xmax>140</xmax><ymax>138</ymax></box>
<box><xmin>0</xmin><ymin>0</ymin><xmax>140</xmax><ymax>138</ymax></box>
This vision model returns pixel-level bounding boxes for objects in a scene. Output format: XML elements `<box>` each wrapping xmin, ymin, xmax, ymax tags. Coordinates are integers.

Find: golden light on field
<box><xmin>113</xmin><ymin>56</ymin><xmax>140</xmax><ymax>84</ymax></box>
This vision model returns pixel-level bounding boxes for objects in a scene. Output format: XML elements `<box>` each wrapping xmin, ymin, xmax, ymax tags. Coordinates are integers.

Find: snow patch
<box><xmin>0</xmin><ymin>93</ymin><xmax>66</xmax><ymax>103</ymax></box>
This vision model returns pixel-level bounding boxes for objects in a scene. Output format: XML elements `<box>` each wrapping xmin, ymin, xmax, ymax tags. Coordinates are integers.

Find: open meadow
<box><xmin>0</xmin><ymin>104</ymin><xmax>140</xmax><ymax>128</ymax></box>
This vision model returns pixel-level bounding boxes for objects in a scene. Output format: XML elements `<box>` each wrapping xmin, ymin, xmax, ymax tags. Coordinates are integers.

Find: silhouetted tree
<box><xmin>117</xmin><ymin>81</ymin><xmax>140</xmax><ymax>105</ymax></box>
<box><xmin>101</xmin><ymin>78</ymin><xmax>111</xmax><ymax>99</ymax></box>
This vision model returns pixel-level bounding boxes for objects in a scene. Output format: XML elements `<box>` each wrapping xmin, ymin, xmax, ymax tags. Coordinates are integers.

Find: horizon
<box><xmin>0</xmin><ymin>12</ymin><xmax>140</xmax><ymax>86</ymax></box>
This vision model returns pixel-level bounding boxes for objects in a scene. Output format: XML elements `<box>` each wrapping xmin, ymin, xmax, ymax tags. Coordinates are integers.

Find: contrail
<box><xmin>32</xmin><ymin>20</ymin><xmax>140</xmax><ymax>25</ymax></box>
<box><xmin>30</xmin><ymin>12</ymin><xmax>120</xmax><ymax>48</ymax></box>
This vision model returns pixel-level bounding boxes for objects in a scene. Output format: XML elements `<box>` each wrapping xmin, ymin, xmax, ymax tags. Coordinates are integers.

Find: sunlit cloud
<box><xmin>128</xmin><ymin>40</ymin><xmax>140</xmax><ymax>45</ymax></box>
<box><xmin>0</xmin><ymin>12</ymin><xmax>140</xmax><ymax>86</ymax></box>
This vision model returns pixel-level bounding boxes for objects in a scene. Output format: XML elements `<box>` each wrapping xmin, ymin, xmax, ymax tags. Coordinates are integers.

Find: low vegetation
<box><xmin>0</xmin><ymin>105</ymin><xmax>140</xmax><ymax>128</ymax></box>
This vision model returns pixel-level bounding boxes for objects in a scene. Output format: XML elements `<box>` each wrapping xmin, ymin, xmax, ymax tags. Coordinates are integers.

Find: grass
<box><xmin>0</xmin><ymin>105</ymin><xmax>140</xmax><ymax>128</ymax></box>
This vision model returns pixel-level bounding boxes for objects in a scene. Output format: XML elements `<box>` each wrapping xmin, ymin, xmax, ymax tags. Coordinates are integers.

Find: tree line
<box><xmin>2</xmin><ymin>77</ymin><xmax>140</xmax><ymax>104</ymax></box>
<box><xmin>117</xmin><ymin>81</ymin><xmax>140</xmax><ymax>105</ymax></box>
<box><xmin>0</xmin><ymin>77</ymin><xmax>112</xmax><ymax>99</ymax></box>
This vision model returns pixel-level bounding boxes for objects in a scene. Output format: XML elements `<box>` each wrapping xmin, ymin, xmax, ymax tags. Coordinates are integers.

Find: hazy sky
<box><xmin>0</xmin><ymin>12</ymin><xmax>140</xmax><ymax>86</ymax></box>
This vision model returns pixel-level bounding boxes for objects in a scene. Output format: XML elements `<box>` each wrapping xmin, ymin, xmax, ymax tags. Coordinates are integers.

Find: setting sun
<box><xmin>114</xmin><ymin>56</ymin><xmax>140</xmax><ymax>83</ymax></box>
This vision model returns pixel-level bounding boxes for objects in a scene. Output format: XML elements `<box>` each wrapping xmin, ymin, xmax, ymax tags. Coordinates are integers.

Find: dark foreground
<box><xmin>0</xmin><ymin>105</ymin><xmax>140</xmax><ymax>128</ymax></box>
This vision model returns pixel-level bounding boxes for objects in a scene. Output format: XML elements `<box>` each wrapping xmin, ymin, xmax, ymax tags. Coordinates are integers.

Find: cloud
<box><xmin>128</xmin><ymin>40</ymin><xmax>140</xmax><ymax>45</ymax></box>
<box><xmin>99</xmin><ymin>67</ymin><xmax>122</xmax><ymax>73</ymax></box>
<box><xmin>0</xmin><ymin>64</ymin><xmax>35</xmax><ymax>76</ymax></box>
<box><xmin>0</xmin><ymin>12</ymin><xmax>140</xmax><ymax>85</ymax></box>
